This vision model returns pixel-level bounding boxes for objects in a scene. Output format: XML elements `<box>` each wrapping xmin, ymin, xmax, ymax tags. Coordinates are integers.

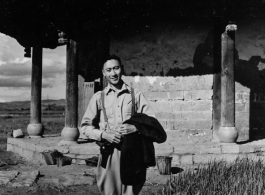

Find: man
<box><xmin>80</xmin><ymin>55</ymin><xmax>155</xmax><ymax>195</ymax></box>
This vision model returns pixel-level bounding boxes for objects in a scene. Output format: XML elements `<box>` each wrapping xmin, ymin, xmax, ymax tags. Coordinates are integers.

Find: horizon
<box><xmin>0</xmin><ymin>33</ymin><xmax>67</xmax><ymax>102</ymax></box>
<box><xmin>0</xmin><ymin>98</ymin><xmax>66</xmax><ymax>103</ymax></box>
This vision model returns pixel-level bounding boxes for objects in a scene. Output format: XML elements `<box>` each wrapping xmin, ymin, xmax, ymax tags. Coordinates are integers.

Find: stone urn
<box><xmin>61</xmin><ymin>127</ymin><xmax>80</xmax><ymax>143</ymax></box>
<box><xmin>218</xmin><ymin>126</ymin><xmax>238</xmax><ymax>143</ymax></box>
<box><xmin>27</xmin><ymin>123</ymin><xmax>44</xmax><ymax>138</ymax></box>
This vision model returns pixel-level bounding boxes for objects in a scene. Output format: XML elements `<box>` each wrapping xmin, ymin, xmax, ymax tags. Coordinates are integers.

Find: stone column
<box><xmin>59</xmin><ymin>40</ymin><xmax>80</xmax><ymax>145</ymax></box>
<box><xmin>27</xmin><ymin>46</ymin><xmax>44</xmax><ymax>138</ymax></box>
<box><xmin>218</xmin><ymin>24</ymin><xmax>238</xmax><ymax>143</ymax></box>
<box><xmin>212</xmin><ymin>16</ymin><xmax>222</xmax><ymax>142</ymax></box>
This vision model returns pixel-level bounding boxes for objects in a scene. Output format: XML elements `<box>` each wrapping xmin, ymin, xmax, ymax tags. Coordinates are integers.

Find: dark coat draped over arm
<box><xmin>120</xmin><ymin>113</ymin><xmax>167</xmax><ymax>185</ymax></box>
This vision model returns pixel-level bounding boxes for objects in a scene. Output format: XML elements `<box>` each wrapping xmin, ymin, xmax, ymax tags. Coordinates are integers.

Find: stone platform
<box><xmin>6</xmin><ymin>134</ymin><xmax>265</xmax><ymax>166</ymax></box>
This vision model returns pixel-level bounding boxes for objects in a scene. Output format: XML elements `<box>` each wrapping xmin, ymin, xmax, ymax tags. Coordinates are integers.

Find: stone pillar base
<box><xmin>218</xmin><ymin>126</ymin><xmax>238</xmax><ymax>143</ymax></box>
<box><xmin>27</xmin><ymin>123</ymin><xmax>44</xmax><ymax>138</ymax></box>
<box><xmin>59</xmin><ymin>127</ymin><xmax>80</xmax><ymax>145</ymax></box>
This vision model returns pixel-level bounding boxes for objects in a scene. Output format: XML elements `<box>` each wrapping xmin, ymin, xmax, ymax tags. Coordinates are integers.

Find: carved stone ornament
<box><xmin>225</xmin><ymin>24</ymin><xmax>237</xmax><ymax>32</ymax></box>
<box><xmin>58</xmin><ymin>31</ymin><xmax>68</xmax><ymax>45</ymax></box>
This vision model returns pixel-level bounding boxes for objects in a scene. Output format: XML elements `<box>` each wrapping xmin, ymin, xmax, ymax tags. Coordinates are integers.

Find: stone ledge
<box><xmin>7</xmin><ymin>136</ymin><xmax>100</xmax><ymax>165</ymax></box>
<box><xmin>7</xmin><ymin>136</ymin><xmax>265</xmax><ymax>166</ymax></box>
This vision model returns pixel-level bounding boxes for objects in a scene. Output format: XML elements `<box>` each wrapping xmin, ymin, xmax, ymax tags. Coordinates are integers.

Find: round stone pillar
<box><xmin>27</xmin><ymin>46</ymin><xmax>44</xmax><ymax>138</ymax></box>
<box><xmin>218</xmin><ymin>24</ymin><xmax>238</xmax><ymax>143</ymax></box>
<box><xmin>59</xmin><ymin>40</ymin><xmax>80</xmax><ymax>145</ymax></box>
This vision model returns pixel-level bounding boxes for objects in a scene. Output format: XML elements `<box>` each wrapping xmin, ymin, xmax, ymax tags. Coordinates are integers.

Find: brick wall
<box><xmin>235</xmin><ymin>82</ymin><xmax>250</xmax><ymax>141</ymax></box>
<box><xmin>122</xmin><ymin>75</ymin><xmax>214</xmax><ymax>146</ymax></box>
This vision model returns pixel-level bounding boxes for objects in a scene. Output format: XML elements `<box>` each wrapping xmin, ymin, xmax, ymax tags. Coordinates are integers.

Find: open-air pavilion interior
<box><xmin>1</xmin><ymin>0</ymin><xmax>265</xmax><ymax>167</ymax></box>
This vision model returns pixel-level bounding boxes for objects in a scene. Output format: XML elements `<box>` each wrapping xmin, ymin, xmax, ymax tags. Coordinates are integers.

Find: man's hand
<box><xmin>116</xmin><ymin>124</ymin><xmax>137</xmax><ymax>135</ymax></box>
<box><xmin>102</xmin><ymin>131</ymin><xmax>122</xmax><ymax>144</ymax></box>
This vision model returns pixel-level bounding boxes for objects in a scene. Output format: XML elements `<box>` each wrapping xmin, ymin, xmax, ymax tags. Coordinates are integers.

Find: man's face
<box><xmin>102</xmin><ymin>59</ymin><xmax>122</xmax><ymax>86</ymax></box>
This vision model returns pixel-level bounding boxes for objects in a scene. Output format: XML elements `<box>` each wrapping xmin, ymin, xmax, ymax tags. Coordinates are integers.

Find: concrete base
<box><xmin>29</xmin><ymin>136</ymin><xmax>43</xmax><ymax>138</ymax></box>
<box><xmin>7</xmin><ymin>135</ymin><xmax>265</xmax><ymax>166</ymax></box>
<box><xmin>58</xmin><ymin>140</ymin><xmax>79</xmax><ymax>146</ymax></box>
<box><xmin>7</xmin><ymin>135</ymin><xmax>99</xmax><ymax>165</ymax></box>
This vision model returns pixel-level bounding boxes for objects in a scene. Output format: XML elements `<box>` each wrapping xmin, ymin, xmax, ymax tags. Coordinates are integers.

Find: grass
<box><xmin>162</xmin><ymin>158</ymin><xmax>265</xmax><ymax>195</ymax></box>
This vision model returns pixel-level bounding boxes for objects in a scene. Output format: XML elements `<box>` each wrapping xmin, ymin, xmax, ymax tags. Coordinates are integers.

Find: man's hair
<box><xmin>103</xmin><ymin>55</ymin><xmax>122</xmax><ymax>68</ymax></box>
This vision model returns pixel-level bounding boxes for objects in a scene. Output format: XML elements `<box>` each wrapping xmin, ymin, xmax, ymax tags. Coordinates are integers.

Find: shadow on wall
<box><xmin>125</xmin><ymin>28</ymin><xmax>265</xmax><ymax>142</ymax></box>
<box><xmin>190</xmin><ymin>28</ymin><xmax>265</xmax><ymax>141</ymax></box>
<box><xmin>192</xmin><ymin>29</ymin><xmax>265</xmax><ymax>141</ymax></box>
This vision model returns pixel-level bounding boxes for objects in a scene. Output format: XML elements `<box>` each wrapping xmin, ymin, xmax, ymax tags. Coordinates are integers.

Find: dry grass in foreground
<box><xmin>162</xmin><ymin>158</ymin><xmax>265</xmax><ymax>195</ymax></box>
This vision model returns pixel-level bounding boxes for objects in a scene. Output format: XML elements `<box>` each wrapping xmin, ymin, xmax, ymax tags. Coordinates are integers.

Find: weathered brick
<box><xmin>239</xmin><ymin>145</ymin><xmax>258</xmax><ymax>153</ymax></box>
<box><xmin>7</xmin><ymin>144</ymin><xmax>13</xmax><ymax>152</ymax></box>
<box><xmin>25</xmin><ymin>142</ymin><xmax>36</xmax><ymax>152</ymax></box>
<box><xmin>151</xmin><ymin>101</ymin><xmax>172</xmax><ymax>112</ymax></box>
<box><xmin>235</xmin><ymin>92</ymin><xmax>244</xmax><ymax>103</ymax></box>
<box><xmin>34</xmin><ymin>144</ymin><xmax>51</xmax><ymax>153</ymax></box>
<box><xmin>243</xmin><ymin>94</ymin><xmax>250</xmax><ymax>101</ymax></box>
<box><xmin>123</xmin><ymin>75</ymin><xmax>213</xmax><ymax>92</ymax></box>
<box><xmin>235</xmin><ymin>82</ymin><xmax>250</xmax><ymax>92</ymax></box>
<box><xmin>171</xmin><ymin>101</ymin><xmax>184</xmax><ymax>112</ymax></box>
<box><xmin>156</xmin><ymin>111</ymin><xmax>212</xmax><ymax>121</ymax></box>
<box><xmin>235</xmin><ymin>103</ymin><xmax>249</xmax><ymax>113</ymax></box>
<box><xmin>166</xmin><ymin>121</ymin><xmax>174</xmax><ymax>130</ymax></box>
<box><xmin>171</xmin><ymin>155</ymin><xmax>181</xmax><ymax>165</ymax></box>
<box><xmin>13</xmin><ymin>145</ymin><xmax>23</xmax><ymax>156</ymax></box>
<box><xmin>183</xmin><ymin>90</ymin><xmax>213</xmax><ymax>101</ymax></box>
<box><xmin>237</xmin><ymin>93</ymin><xmax>244</xmax><ymax>103</ymax></box>
<box><xmin>180</xmin><ymin>155</ymin><xmax>193</xmax><ymax>165</ymax></box>
<box><xmin>221</xmin><ymin>144</ymin><xmax>240</xmax><ymax>154</ymax></box>
<box><xmin>156</xmin><ymin>112</ymin><xmax>181</xmax><ymax>120</ymax></box>
<box><xmin>171</xmin><ymin>101</ymin><xmax>212</xmax><ymax>112</ymax></box>
<box><xmin>154</xmin><ymin>143</ymin><xmax>174</xmax><ymax>155</ymax></box>
<box><xmin>197</xmin><ymin>145</ymin><xmax>222</xmax><ymax>154</ymax></box>
<box><xmin>190</xmin><ymin>101</ymin><xmax>212</xmax><ymax>111</ymax></box>
<box><xmin>158</xmin><ymin>129</ymin><xmax>212</xmax><ymax>144</ymax></box>
<box><xmin>22</xmin><ymin>149</ymin><xmax>35</xmax><ymax>160</ymax></box>
<box><xmin>157</xmin><ymin>101</ymin><xmax>172</xmax><ymax>112</ymax></box>
<box><xmin>33</xmin><ymin>152</ymin><xmax>46</xmax><ymax>164</ymax></box>
<box><xmin>168</xmin><ymin>91</ymin><xmax>184</xmax><ymax>100</ymax></box>
<box><xmin>172</xmin><ymin>144</ymin><xmax>196</xmax><ymax>154</ymax></box>
<box><xmin>193</xmin><ymin>154</ymin><xmax>213</xmax><ymax>164</ymax></box>
<box><xmin>7</xmin><ymin>138</ymin><xmax>16</xmax><ymax>145</ymax></box>
<box><xmin>193</xmin><ymin>154</ymin><xmax>239</xmax><ymax>164</ymax></box>
<box><xmin>149</xmin><ymin>101</ymin><xmax>161</xmax><ymax>112</ymax></box>
<box><xmin>164</xmin><ymin>120</ymin><xmax>212</xmax><ymax>130</ymax></box>
<box><xmin>180</xmin><ymin>111</ymin><xmax>212</xmax><ymax>121</ymax></box>
<box><xmin>144</xmin><ymin>92</ymin><xmax>168</xmax><ymax>100</ymax></box>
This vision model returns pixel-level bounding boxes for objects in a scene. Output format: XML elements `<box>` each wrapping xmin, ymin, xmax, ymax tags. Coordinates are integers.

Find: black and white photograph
<box><xmin>0</xmin><ymin>0</ymin><xmax>265</xmax><ymax>194</ymax></box>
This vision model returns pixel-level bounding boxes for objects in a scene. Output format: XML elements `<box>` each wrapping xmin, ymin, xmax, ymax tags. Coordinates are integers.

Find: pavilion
<box><xmin>2</xmin><ymin>0</ymin><xmax>265</xmax><ymax>165</ymax></box>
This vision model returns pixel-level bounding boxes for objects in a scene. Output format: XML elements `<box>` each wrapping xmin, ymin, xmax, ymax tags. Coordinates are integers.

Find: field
<box><xmin>0</xmin><ymin>99</ymin><xmax>66</xmax><ymax>149</ymax></box>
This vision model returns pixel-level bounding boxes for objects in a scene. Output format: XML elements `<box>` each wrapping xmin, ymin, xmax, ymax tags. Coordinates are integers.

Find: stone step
<box><xmin>7</xmin><ymin>135</ymin><xmax>265</xmax><ymax>166</ymax></box>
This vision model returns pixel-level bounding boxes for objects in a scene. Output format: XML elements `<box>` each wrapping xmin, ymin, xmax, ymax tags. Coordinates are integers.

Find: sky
<box><xmin>0</xmin><ymin>33</ymin><xmax>67</xmax><ymax>102</ymax></box>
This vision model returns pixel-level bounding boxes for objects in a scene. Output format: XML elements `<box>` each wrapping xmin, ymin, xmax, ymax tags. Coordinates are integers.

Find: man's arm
<box><xmin>80</xmin><ymin>93</ymin><xmax>104</xmax><ymax>141</ymax></box>
<box><xmin>136</xmin><ymin>90</ymin><xmax>156</xmax><ymax>117</ymax></box>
